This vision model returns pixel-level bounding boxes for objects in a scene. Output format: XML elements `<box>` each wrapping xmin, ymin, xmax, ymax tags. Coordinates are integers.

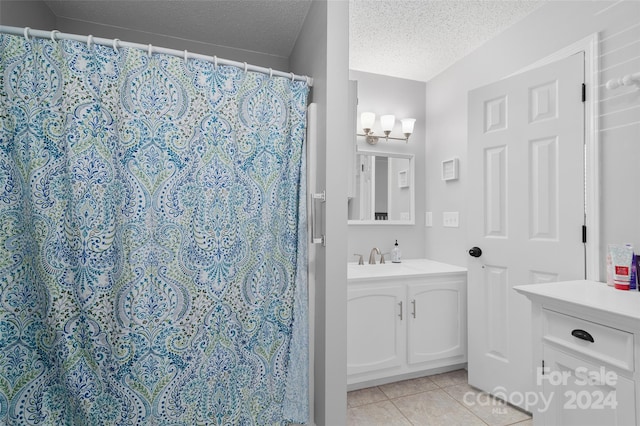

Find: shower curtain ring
<box><xmin>213</xmin><ymin>56</ymin><xmax>218</xmax><ymax>70</ymax></box>
<box><xmin>244</xmin><ymin>62</ymin><xmax>248</xmax><ymax>73</ymax></box>
<box><xmin>148</xmin><ymin>44</ymin><xmax>153</xmax><ymax>57</ymax></box>
<box><xmin>290</xmin><ymin>72</ymin><xmax>295</xmax><ymax>82</ymax></box>
<box><xmin>269</xmin><ymin>68</ymin><xmax>273</xmax><ymax>78</ymax></box>
<box><xmin>87</xmin><ymin>35</ymin><xmax>93</xmax><ymax>48</ymax></box>
<box><xmin>23</xmin><ymin>27</ymin><xmax>31</xmax><ymax>40</ymax></box>
<box><xmin>113</xmin><ymin>38</ymin><xmax>120</xmax><ymax>53</ymax></box>
<box><xmin>51</xmin><ymin>30</ymin><xmax>60</xmax><ymax>42</ymax></box>
<box><xmin>184</xmin><ymin>50</ymin><xmax>188</xmax><ymax>64</ymax></box>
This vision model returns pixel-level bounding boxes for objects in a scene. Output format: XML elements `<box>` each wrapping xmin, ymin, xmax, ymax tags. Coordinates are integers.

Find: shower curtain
<box><xmin>0</xmin><ymin>34</ymin><xmax>308</xmax><ymax>425</ymax></box>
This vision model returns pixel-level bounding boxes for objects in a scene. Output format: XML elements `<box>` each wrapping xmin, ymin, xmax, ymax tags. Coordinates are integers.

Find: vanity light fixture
<box><xmin>358</xmin><ymin>112</ymin><xmax>416</xmax><ymax>144</ymax></box>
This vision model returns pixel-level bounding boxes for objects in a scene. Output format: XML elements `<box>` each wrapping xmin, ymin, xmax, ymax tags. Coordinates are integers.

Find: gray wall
<box><xmin>0</xmin><ymin>0</ymin><xmax>287</xmax><ymax>71</ymax></box>
<box><xmin>54</xmin><ymin>17</ymin><xmax>288</xmax><ymax>71</ymax></box>
<box><xmin>291</xmin><ymin>1</ymin><xmax>349</xmax><ymax>425</ymax></box>
<box><xmin>424</xmin><ymin>0</ymin><xmax>640</xmax><ymax>277</ymax></box>
<box><xmin>0</xmin><ymin>0</ymin><xmax>56</xmax><ymax>28</ymax></box>
<box><xmin>374</xmin><ymin>156</ymin><xmax>388</xmax><ymax>214</ymax></box>
<box><xmin>348</xmin><ymin>70</ymin><xmax>427</xmax><ymax>261</ymax></box>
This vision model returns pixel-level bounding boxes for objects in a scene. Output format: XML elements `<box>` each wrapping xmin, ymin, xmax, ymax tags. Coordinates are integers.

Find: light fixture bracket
<box><xmin>358</xmin><ymin>132</ymin><xmax>409</xmax><ymax>145</ymax></box>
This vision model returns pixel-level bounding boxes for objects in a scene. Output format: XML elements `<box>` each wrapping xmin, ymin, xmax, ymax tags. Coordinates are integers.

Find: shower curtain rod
<box><xmin>0</xmin><ymin>25</ymin><xmax>313</xmax><ymax>87</ymax></box>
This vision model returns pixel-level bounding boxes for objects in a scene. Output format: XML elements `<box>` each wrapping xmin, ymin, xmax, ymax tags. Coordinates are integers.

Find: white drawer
<box><xmin>542</xmin><ymin>309</ymin><xmax>634</xmax><ymax>372</ymax></box>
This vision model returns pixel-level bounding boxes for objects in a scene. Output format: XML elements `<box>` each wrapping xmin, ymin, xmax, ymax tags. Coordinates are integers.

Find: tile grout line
<box><xmin>440</xmin><ymin>384</ymin><xmax>492</xmax><ymax>426</ymax></box>
<box><xmin>390</xmin><ymin>380</ymin><xmax>480</xmax><ymax>426</ymax></box>
<box><xmin>379</xmin><ymin>381</ymin><xmax>440</xmax><ymax>400</ymax></box>
<box><xmin>387</xmin><ymin>383</ymin><xmax>491</xmax><ymax>426</ymax></box>
<box><xmin>440</xmin><ymin>383</ymin><xmax>533</xmax><ymax>426</ymax></box>
<box><xmin>349</xmin><ymin>371</ymin><xmax>507</xmax><ymax>425</ymax></box>
<box><xmin>388</xmin><ymin>397</ymin><xmax>415</xmax><ymax>426</ymax></box>
<box><xmin>346</xmin><ymin>385</ymin><xmax>388</xmax><ymax>408</ymax></box>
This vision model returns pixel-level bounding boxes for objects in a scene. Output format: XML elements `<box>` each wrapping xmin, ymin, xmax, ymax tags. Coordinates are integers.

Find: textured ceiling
<box><xmin>40</xmin><ymin>0</ymin><xmax>545</xmax><ymax>82</ymax></box>
<box><xmin>350</xmin><ymin>0</ymin><xmax>545</xmax><ymax>81</ymax></box>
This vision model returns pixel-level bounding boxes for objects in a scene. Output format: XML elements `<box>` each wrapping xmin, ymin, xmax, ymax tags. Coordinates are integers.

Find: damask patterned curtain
<box><xmin>0</xmin><ymin>34</ymin><xmax>308</xmax><ymax>425</ymax></box>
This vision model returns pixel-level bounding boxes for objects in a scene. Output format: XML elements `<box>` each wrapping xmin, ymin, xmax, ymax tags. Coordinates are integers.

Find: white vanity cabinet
<box><xmin>515</xmin><ymin>281</ymin><xmax>640</xmax><ymax>425</ymax></box>
<box><xmin>347</xmin><ymin>284</ymin><xmax>406</xmax><ymax>375</ymax></box>
<box><xmin>347</xmin><ymin>260</ymin><xmax>467</xmax><ymax>388</ymax></box>
<box><xmin>542</xmin><ymin>344</ymin><xmax>636</xmax><ymax>425</ymax></box>
<box><xmin>407</xmin><ymin>279</ymin><xmax>466</xmax><ymax>365</ymax></box>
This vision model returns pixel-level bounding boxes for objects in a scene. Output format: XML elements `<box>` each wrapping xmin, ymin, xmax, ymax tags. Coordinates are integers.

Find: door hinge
<box><xmin>542</xmin><ymin>360</ymin><xmax>545</xmax><ymax>375</ymax></box>
<box><xmin>582</xmin><ymin>225</ymin><xmax>587</xmax><ymax>244</ymax></box>
<box><xmin>581</xmin><ymin>83</ymin><xmax>586</xmax><ymax>102</ymax></box>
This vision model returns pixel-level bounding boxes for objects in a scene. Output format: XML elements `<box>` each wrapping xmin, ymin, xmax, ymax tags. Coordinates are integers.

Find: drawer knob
<box><xmin>571</xmin><ymin>329</ymin><xmax>594</xmax><ymax>343</ymax></box>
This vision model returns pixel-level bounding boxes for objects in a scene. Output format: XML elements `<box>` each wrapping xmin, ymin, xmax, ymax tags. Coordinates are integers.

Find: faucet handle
<box><xmin>380</xmin><ymin>252</ymin><xmax>388</xmax><ymax>264</ymax></box>
<box><xmin>353</xmin><ymin>253</ymin><xmax>364</xmax><ymax>265</ymax></box>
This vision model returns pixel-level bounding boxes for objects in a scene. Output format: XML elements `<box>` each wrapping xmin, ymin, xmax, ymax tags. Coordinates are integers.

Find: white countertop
<box><xmin>514</xmin><ymin>280</ymin><xmax>640</xmax><ymax>323</ymax></box>
<box><xmin>347</xmin><ymin>258</ymin><xmax>467</xmax><ymax>282</ymax></box>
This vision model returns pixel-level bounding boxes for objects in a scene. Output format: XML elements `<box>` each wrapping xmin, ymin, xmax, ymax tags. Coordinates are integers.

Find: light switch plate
<box><xmin>425</xmin><ymin>212</ymin><xmax>432</xmax><ymax>227</ymax></box>
<box><xmin>443</xmin><ymin>211</ymin><xmax>459</xmax><ymax>227</ymax></box>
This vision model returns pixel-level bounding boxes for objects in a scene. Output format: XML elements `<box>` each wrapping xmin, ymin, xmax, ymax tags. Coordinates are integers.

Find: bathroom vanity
<box><xmin>515</xmin><ymin>280</ymin><xmax>640</xmax><ymax>425</ymax></box>
<box><xmin>347</xmin><ymin>259</ymin><xmax>467</xmax><ymax>389</ymax></box>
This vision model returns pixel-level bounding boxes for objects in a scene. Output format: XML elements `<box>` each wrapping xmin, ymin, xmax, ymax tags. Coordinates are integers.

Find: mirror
<box><xmin>348</xmin><ymin>150</ymin><xmax>414</xmax><ymax>224</ymax></box>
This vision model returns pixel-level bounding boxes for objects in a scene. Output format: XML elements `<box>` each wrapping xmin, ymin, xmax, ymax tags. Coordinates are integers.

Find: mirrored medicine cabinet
<box><xmin>348</xmin><ymin>150</ymin><xmax>415</xmax><ymax>225</ymax></box>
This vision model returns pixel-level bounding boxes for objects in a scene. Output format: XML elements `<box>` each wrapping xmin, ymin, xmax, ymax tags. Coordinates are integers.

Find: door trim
<box><xmin>509</xmin><ymin>34</ymin><xmax>600</xmax><ymax>281</ymax></box>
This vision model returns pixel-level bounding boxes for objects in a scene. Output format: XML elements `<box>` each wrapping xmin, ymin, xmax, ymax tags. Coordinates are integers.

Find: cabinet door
<box><xmin>541</xmin><ymin>346</ymin><xmax>636</xmax><ymax>426</ymax></box>
<box><xmin>347</xmin><ymin>285</ymin><xmax>405</xmax><ymax>375</ymax></box>
<box><xmin>407</xmin><ymin>280</ymin><xmax>466</xmax><ymax>365</ymax></box>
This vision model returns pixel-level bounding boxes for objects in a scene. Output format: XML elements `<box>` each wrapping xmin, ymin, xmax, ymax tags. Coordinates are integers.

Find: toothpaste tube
<box><xmin>630</xmin><ymin>251</ymin><xmax>637</xmax><ymax>291</ymax></box>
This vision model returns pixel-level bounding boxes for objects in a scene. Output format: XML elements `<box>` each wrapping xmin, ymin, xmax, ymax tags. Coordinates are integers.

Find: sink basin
<box><xmin>348</xmin><ymin>262</ymin><xmax>418</xmax><ymax>274</ymax></box>
<box><xmin>347</xmin><ymin>259</ymin><xmax>467</xmax><ymax>281</ymax></box>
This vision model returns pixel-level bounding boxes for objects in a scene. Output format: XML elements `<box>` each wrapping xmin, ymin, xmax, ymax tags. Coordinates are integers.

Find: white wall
<box><xmin>389</xmin><ymin>157</ymin><xmax>411</xmax><ymax>221</ymax></box>
<box><xmin>291</xmin><ymin>1</ymin><xmax>349</xmax><ymax>425</ymax></box>
<box><xmin>425</xmin><ymin>0</ymin><xmax>640</xmax><ymax>277</ymax></box>
<box><xmin>348</xmin><ymin>70</ymin><xmax>426</xmax><ymax>261</ymax></box>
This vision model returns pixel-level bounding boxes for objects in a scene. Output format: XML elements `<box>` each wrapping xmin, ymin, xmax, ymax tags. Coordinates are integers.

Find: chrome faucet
<box><xmin>368</xmin><ymin>247</ymin><xmax>380</xmax><ymax>264</ymax></box>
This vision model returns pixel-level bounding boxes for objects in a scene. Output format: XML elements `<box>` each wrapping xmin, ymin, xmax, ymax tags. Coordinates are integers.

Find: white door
<box><xmin>467</xmin><ymin>53</ymin><xmax>586</xmax><ymax>408</ymax></box>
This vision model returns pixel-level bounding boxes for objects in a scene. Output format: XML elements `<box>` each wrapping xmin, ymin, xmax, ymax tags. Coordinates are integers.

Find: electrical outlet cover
<box><xmin>425</xmin><ymin>212</ymin><xmax>433</xmax><ymax>227</ymax></box>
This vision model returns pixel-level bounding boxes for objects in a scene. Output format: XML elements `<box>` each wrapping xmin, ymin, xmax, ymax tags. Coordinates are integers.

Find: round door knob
<box><xmin>468</xmin><ymin>247</ymin><xmax>482</xmax><ymax>258</ymax></box>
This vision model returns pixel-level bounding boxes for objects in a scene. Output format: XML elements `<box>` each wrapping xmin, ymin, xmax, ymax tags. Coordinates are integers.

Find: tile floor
<box><xmin>347</xmin><ymin>369</ymin><xmax>532</xmax><ymax>426</ymax></box>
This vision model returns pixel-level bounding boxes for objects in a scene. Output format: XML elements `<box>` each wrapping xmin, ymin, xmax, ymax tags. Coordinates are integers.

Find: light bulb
<box><xmin>361</xmin><ymin>112</ymin><xmax>375</xmax><ymax>133</ymax></box>
<box><xmin>380</xmin><ymin>115</ymin><xmax>395</xmax><ymax>134</ymax></box>
<box><xmin>401</xmin><ymin>118</ymin><xmax>416</xmax><ymax>136</ymax></box>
